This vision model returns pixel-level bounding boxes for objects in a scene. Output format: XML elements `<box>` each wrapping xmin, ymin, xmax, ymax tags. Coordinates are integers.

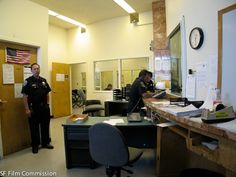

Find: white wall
<box><xmin>68</xmin><ymin>11</ymin><xmax>153</xmax><ymax>62</ymax></box>
<box><xmin>0</xmin><ymin>0</ymin><xmax>48</xmax><ymax>78</ymax></box>
<box><xmin>66</xmin><ymin>11</ymin><xmax>153</xmax><ymax>102</ymax></box>
<box><xmin>48</xmin><ymin>24</ymin><xmax>69</xmax><ymax>87</ymax></box>
<box><xmin>166</xmin><ymin>0</ymin><xmax>236</xmax><ymax>101</ymax></box>
<box><xmin>48</xmin><ymin>25</ymin><xmax>68</xmax><ymax>63</ymax></box>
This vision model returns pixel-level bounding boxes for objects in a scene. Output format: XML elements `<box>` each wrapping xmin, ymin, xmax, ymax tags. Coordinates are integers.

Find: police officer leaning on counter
<box><xmin>127</xmin><ymin>69</ymin><xmax>155</xmax><ymax>113</ymax></box>
<box><xmin>21</xmin><ymin>63</ymin><xmax>54</xmax><ymax>154</ymax></box>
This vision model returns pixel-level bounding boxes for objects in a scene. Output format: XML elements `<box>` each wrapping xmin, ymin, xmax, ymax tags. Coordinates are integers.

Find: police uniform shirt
<box><xmin>21</xmin><ymin>76</ymin><xmax>51</xmax><ymax>105</ymax></box>
<box><xmin>127</xmin><ymin>77</ymin><xmax>148</xmax><ymax>112</ymax></box>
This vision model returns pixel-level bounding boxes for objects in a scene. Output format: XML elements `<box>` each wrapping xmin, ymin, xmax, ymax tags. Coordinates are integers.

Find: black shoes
<box><xmin>32</xmin><ymin>144</ymin><xmax>54</xmax><ymax>154</ymax></box>
<box><xmin>32</xmin><ymin>146</ymin><xmax>38</xmax><ymax>154</ymax></box>
<box><xmin>42</xmin><ymin>144</ymin><xmax>54</xmax><ymax>149</ymax></box>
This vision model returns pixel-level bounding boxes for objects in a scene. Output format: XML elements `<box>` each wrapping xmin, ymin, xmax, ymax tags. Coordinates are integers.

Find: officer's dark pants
<box><xmin>28</xmin><ymin>104</ymin><xmax>50</xmax><ymax>148</ymax></box>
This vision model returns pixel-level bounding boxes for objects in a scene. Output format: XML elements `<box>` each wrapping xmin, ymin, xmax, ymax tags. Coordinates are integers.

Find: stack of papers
<box><xmin>201</xmin><ymin>141</ymin><xmax>218</xmax><ymax>150</ymax></box>
<box><xmin>161</xmin><ymin>104</ymin><xmax>203</xmax><ymax>117</ymax></box>
<box><xmin>103</xmin><ymin>118</ymin><xmax>124</xmax><ymax>125</ymax></box>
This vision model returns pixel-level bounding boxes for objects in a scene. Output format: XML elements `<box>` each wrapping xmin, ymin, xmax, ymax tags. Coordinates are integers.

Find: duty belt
<box><xmin>30</xmin><ymin>102</ymin><xmax>47</xmax><ymax>107</ymax></box>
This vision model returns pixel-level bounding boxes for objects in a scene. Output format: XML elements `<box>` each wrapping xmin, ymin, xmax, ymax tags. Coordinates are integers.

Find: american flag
<box><xmin>6</xmin><ymin>47</ymin><xmax>30</xmax><ymax>64</ymax></box>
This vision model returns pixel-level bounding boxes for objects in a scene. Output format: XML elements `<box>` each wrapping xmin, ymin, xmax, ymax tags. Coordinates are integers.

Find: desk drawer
<box><xmin>68</xmin><ymin>140</ymin><xmax>89</xmax><ymax>149</ymax></box>
<box><xmin>66</xmin><ymin>127</ymin><xmax>89</xmax><ymax>140</ymax></box>
<box><xmin>67</xmin><ymin>132</ymin><xmax>88</xmax><ymax>140</ymax></box>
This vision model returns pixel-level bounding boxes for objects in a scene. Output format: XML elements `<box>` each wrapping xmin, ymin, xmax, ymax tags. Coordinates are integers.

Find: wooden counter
<box><xmin>145</xmin><ymin>98</ymin><xmax>236</xmax><ymax>177</ymax></box>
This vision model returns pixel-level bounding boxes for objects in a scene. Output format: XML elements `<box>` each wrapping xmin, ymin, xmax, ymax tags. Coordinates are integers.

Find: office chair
<box><xmin>77</xmin><ymin>89</ymin><xmax>104</xmax><ymax>116</ymax></box>
<box><xmin>89</xmin><ymin>123</ymin><xmax>143</xmax><ymax>177</ymax></box>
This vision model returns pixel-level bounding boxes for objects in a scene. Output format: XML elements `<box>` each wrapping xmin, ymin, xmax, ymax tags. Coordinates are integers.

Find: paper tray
<box><xmin>68</xmin><ymin>114</ymin><xmax>88</xmax><ymax>122</ymax></box>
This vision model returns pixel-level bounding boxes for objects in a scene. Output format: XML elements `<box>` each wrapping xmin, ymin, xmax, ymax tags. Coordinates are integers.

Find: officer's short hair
<box><xmin>139</xmin><ymin>69</ymin><xmax>148</xmax><ymax>78</ymax></box>
<box><xmin>139</xmin><ymin>69</ymin><xmax>153</xmax><ymax>79</ymax></box>
<box><xmin>147</xmin><ymin>71</ymin><xmax>153</xmax><ymax>78</ymax></box>
<box><xmin>31</xmin><ymin>63</ymin><xmax>40</xmax><ymax>70</ymax></box>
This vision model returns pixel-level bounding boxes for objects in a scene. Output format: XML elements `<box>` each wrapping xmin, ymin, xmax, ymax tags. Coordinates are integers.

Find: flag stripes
<box><xmin>6</xmin><ymin>47</ymin><xmax>30</xmax><ymax>64</ymax></box>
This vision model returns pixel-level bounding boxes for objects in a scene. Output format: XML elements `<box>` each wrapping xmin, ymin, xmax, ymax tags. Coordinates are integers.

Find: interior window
<box><xmin>94</xmin><ymin>57</ymin><xmax>149</xmax><ymax>91</ymax></box>
<box><xmin>94</xmin><ymin>60</ymin><xmax>118</xmax><ymax>91</ymax></box>
<box><xmin>121</xmin><ymin>58</ymin><xmax>149</xmax><ymax>87</ymax></box>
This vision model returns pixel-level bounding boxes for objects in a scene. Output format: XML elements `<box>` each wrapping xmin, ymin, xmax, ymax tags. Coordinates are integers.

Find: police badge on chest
<box><xmin>41</xmin><ymin>81</ymin><xmax>47</xmax><ymax>88</ymax></box>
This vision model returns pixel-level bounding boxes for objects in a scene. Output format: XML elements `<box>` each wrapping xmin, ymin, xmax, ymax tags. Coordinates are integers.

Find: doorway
<box><xmin>71</xmin><ymin>63</ymin><xmax>87</xmax><ymax>114</ymax></box>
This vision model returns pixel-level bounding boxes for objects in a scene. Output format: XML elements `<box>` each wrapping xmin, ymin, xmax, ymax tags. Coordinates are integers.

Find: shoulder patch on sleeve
<box><xmin>23</xmin><ymin>80</ymin><xmax>28</xmax><ymax>86</ymax></box>
<box><xmin>140</xmin><ymin>81</ymin><xmax>146</xmax><ymax>88</ymax></box>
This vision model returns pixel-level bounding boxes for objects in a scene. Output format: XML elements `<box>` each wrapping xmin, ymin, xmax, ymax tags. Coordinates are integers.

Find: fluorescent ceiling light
<box><xmin>113</xmin><ymin>0</ymin><xmax>135</xmax><ymax>13</ymax></box>
<box><xmin>48</xmin><ymin>10</ymin><xmax>86</xmax><ymax>29</ymax></box>
<box><xmin>48</xmin><ymin>10</ymin><xmax>58</xmax><ymax>16</ymax></box>
<box><xmin>57</xmin><ymin>15</ymin><xmax>86</xmax><ymax>28</ymax></box>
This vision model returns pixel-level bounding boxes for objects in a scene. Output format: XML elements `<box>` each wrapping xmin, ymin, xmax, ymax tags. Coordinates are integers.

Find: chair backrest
<box><xmin>89</xmin><ymin>123</ymin><xmax>129</xmax><ymax>167</ymax></box>
<box><xmin>85</xmin><ymin>100</ymin><xmax>101</xmax><ymax>106</ymax></box>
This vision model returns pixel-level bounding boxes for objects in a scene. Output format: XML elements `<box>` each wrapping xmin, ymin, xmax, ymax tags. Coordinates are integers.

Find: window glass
<box><xmin>121</xmin><ymin>57</ymin><xmax>149</xmax><ymax>87</ymax></box>
<box><xmin>94</xmin><ymin>57</ymin><xmax>149</xmax><ymax>91</ymax></box>
<box><xmin>169</xmin><ymin>26</ymin><xmax>182</xmax><ymax>95</ymax></box>
<box><xmin>94</xmin><ymin>60</ymin><xmax>118</xmax><ymax>91</ymax></box>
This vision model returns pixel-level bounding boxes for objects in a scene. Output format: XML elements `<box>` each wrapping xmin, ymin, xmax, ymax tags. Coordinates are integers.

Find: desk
<box><xmin>145</xmin><ymin>98</ymin><xmax>236</xmax><ymax>177</ymax></box>
<box><xmin>104</xmin><ymin>100</ymin><xmax>128</xmax><ymax>116</ymax></box>
<box><xmin>62</xmin><ymin>116</ymin><xmax>156</xmax><ymax>169</ymax></box>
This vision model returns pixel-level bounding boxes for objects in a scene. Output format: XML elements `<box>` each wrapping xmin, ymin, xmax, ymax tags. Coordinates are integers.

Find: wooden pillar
<box><xmin>152</xmin><ymin>0</ymin><xmax>170</xmax><ymax>88</ymax></box>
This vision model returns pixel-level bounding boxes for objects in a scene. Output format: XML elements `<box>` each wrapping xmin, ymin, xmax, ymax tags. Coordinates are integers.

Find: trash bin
<box><xmin>179</xmin><ymin>168</ymin><xmax>225</xmax><ymax>177</ymax></box>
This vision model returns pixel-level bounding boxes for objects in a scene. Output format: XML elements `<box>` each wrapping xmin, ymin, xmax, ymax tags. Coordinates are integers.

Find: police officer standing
<box><xmin>22</xmin><ymin>63</ymin><xmax>54</xmax><ymax>154</ymax></box>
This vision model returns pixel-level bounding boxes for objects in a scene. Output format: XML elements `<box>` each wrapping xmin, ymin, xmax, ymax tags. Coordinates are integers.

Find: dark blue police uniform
<box><xmin>21</xmin><ymin>76</ymin><xmax>51</xmax><ymax>148</ymax></box>
<box><xmin>127</xmin><ymin>77</ymin><xmax>148</xmax><ymax>113</ymax></box>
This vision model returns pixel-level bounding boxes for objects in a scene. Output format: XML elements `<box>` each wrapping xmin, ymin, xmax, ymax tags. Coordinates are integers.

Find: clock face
<box><xmin>189</xmin><ymin>27</ymin><xmax>204</xmax><ymax>49</ymax></box>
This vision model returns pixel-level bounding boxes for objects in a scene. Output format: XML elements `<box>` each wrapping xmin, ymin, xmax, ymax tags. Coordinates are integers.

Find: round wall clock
<box><xmin>189</xmin><ymin>27</ymin><xmax>204</xmax><ymax>49</ymax></box>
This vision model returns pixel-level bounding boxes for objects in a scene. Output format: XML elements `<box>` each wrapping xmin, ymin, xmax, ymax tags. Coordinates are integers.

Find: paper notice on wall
<box><xmin>154</xmin><ymin>53</ymin><xmax>171</xmax><ymax>81</ymax></box>
<box><xmin>186</xmin><ymin>75</ymin><xmax>196</xmax><ymax>99</ymax></box>
<box><xmin>24</xmin><ymin>65</ymin><xmax>31</xmax><ymax>73</ymax></box>
<box><xmin>208</xmin><ymin>55</ymin><xmax>217</xmax><ymax>87</ymax></box>
<box><xmin>196</xmin><ymin>62</ymin><xmax>207</xmax><ymax>88</ymax></box>
<box><xmin>162</xmin><ymin>60</ymin><xmax>171</xmax><ymax>70</ymax></box>
<box><xmin>155</xmin><ymin>59</ymin><xmax>162</xmax><ymax>71</ymax></box>
<box><xmin>2</xmin><ymin>64</ymin><xmax>14</xmax><ymax>84</ymax></box>
<box><xmin>56</xmin><ymin>73</ymin><xmax>65</xmax><ymax>81</ymax></box>
<box><xmin>24</xmin><ymin>65</ymin><xmax>32</xmax><ymax>80</ymax></box>
<box><xmin>15</xmin><ymin>83</ymin><xmax>23</xmax><ymax>98</ymax></box>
